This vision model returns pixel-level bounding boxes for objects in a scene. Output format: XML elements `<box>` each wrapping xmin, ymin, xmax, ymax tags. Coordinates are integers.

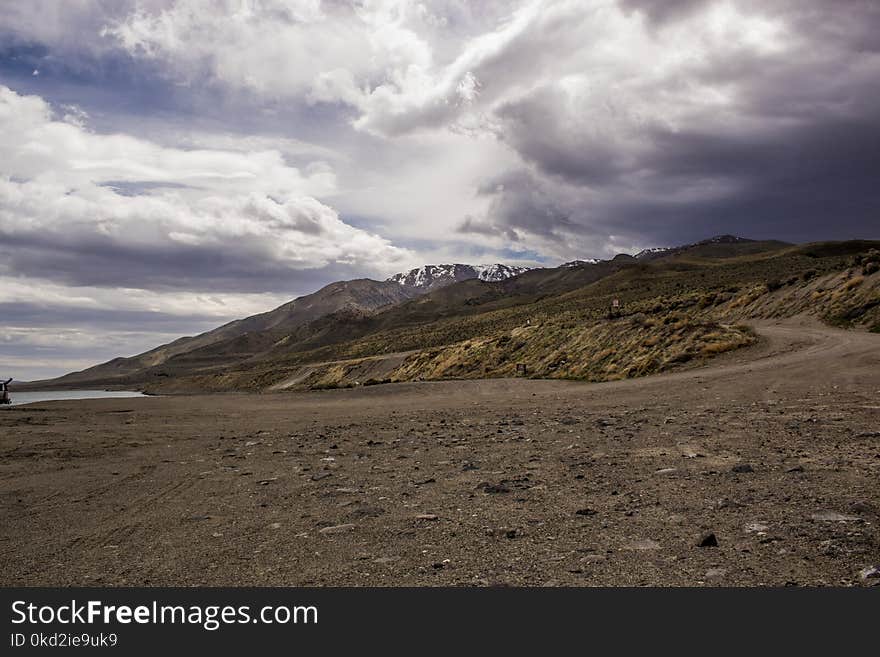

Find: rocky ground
<box><xmin>1</xmin><ymin>318</ymin><xmax>878</xmax><ymax>586</ymax></box>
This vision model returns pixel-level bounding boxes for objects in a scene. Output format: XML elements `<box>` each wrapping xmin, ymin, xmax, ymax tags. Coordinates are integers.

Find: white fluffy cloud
<box><xmin>93</xmin><ymin>0</ymin><xmax>829</xmax><ymax>257</ymax></box>
<box><xmin>101</xmin><ymin>0</ymin><xmax>524</xmax><ymax>136</ymax></box>
<box><xmin>0</xmin><ymin>85</ymin><xmax>410</xmax><ymax>287</ymax></box>
<box><xmin>0</xmin><ymin>82</ymin><xmax>413</xmax><ymax>377</ymax></box>
<box><xmin>99</xmin><ymin>1</ymin><xmax>790</xmax><ymax>138</ymax></box>
<box><xmin>0</xmin><ymin>85</ymin><xmax>335</xmax><ymax>196</ymax></box>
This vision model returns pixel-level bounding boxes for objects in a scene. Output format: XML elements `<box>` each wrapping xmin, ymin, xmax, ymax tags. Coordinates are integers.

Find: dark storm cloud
<box><xmin>0</xmin><ymin>303</ymin><xmax>226</xmax><ymax>381</ymax></box>
<box><xmin>470</xmin><ymin>0</ymin><xmax>880</xmax><ymax>254</ymax></box>
<box><xmin>458</xmin><ymin>170</ymin><xmax>575</xmax><ymax>243</ymax></box>
<box><xmin>494</xmin><ymin>86</ymin><xmax>634</xmax><ymax>187</ymax></box>
<box><xmin>0</xmin><ymin>301</ymin><xmax>221</xmax><ymax>332</ymax></box>
<box><xmin>613</xmin><ymin>118</ymin><xmax>880</xmax><ymax>244</ymax></box>
<box><xmin>0</xmin><ymin>237</ymin><xmax>386</xmax><ymax>295</ymax></box>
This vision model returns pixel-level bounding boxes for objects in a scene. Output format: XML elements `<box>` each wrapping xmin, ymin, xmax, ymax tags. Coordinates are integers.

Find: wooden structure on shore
<box><xmin>1</xmin><ymin>378</ymin><xmax>11</xmax><ymax>405</ymax></box>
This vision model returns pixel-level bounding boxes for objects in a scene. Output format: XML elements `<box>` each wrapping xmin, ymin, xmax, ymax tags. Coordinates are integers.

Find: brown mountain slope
<box><xmin>137</xmin><ymin>240</ymin><xmax>880</xmax><ymax>392</ymax></box>
<box><xmin>25</xmin><ymin>279</ymin><xmax>418</xmax><ymax>389</ymax></box>
<box><xmin>24</xmin><ymin>238</ymin><xmax>878</xmax><ymax>393</ymax></box>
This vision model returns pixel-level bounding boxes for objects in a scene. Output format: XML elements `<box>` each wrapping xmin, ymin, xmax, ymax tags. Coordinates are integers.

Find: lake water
<box><xmin>5</xmin><ymin>390</ymin><xmax>148</xmax><ymax>406</ymax></box>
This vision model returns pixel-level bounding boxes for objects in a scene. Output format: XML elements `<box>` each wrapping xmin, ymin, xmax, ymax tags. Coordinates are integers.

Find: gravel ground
<box><xmin>2</xmin><ymin>319</ymin><xmax>879</xmax><ymax>586</ymax></box>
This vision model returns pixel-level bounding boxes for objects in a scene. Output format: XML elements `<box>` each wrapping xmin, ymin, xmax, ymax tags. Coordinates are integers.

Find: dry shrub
<box><xmin>844</xmin><ymin>276</ymin><xmax>865</xmax><ymax>290</ymax></box>
<box><xmin>702</xmin><ymin>341</ymin><xmax>741</xmax><ymax>356</ymax></box>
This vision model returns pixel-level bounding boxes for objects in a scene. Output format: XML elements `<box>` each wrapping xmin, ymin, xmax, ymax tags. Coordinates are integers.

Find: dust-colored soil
<box><xmin>1</xmin><ymin>318</ymin><xmax>878</xmax><ymax>586</ymax></box>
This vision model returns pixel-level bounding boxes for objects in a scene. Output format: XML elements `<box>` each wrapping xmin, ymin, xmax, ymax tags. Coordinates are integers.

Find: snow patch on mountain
<box><xmin>388</xmin><ymin>263</ymin><xmax>530</xmax><ymax>291</ymax></box>
<box><xmin>633</xmin><ymin>247</ymin><xmax>671</xmax><ymax>260</ymax></box>
<box><xmin>696</xmin><ymin>234</ymin><xmax>753</xmax><ymax>245</ymax></box>
<box><xmin>474</xmin><ymin>263</ymin><xmax>531</xmax><ymax>282</ymax></box>
<box><xmin>562</xmin><ymin>258</ymin><xmax>602</xmax><ymax>267</ymax></box>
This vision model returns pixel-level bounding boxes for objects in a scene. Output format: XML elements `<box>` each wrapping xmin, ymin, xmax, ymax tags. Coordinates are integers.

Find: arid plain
<box><xmin>3</xmin><ymin>318</ymin><xmax>878</xmax><ymax>586</ymax></box>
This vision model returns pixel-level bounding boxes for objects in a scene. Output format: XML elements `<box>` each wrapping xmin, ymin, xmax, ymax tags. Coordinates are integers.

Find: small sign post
<box><xmin>609</xmin><ymin>298</ymin><xmax>620</xmax><ymax>319</ymax></box>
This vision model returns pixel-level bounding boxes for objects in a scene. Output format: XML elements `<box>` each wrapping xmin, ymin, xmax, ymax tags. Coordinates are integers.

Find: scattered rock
<box><xmin>859</xmin><ymin>566</ymin><xmax>880</xmax><ymax>580</ymax></box>
<box><xmin>415</xmin><ymin>514</ymin><xmax>439</xmax><ymax>521</ymax></box>
<box><xmin>705</xmin><ymin>568</ymin><xmax>726</xmax><ymax>579</ymax></box>
<box><xmin>478</xmin><ymin>482</ymin><xmax>510</xmax><ymax>494</ymax></box>
<box><xmin>786</xmin><ymin>465</ymin><xmax>805</xmax><ymax>473</ymax></box>
<box><xmin>505</xmin><ymin>529</ymin><xmax>518</xmax><ymax>539</ymax></box>
<box><xmin>311</xmin><ymin>472</ymin><xmax>332</xmax><ymax>481</ymax></box>
<box><xmin>318</xmin><ymin>523</ymin><xmax>356</xmax><ymax>535</ymax></box>
<box><xmin>698</xmin><ymin>532</ymin><xmax>719</xmax><ymax>547</ymax></box>
<box><xmin>414</xmin><ymin>477</ymin><xmax>436</xmax><ymax>486</ymax></box>
<box><xmin>575</xmin><ymin>508</ymin><xmax>597</xmax><ymax>516</ymax></box>
<box><xmin>268</xmin><ymin>522</ymin><xmax>282</xmax><ymax>530</ymax></box>
<box><xmin>348</xmin><ymin>505</ymin><xmax>385</xmax><ymax>519</ymax></box>
<box><xmin>850</xmin><ymin>501</ymin><xmax>875</xmax><ymax>514</ymax></box>
<box><xmin>655</xmin><ymin>467</ymin><xmax>677</xmax><ymax>475</ymax></box>
<box><xmin>732</xmin><ymin>464</ymin><xmax>754</xmax><ymax>473</ymax></box>
<box><xmin>745</xmin><ymin>522</ymin><xmax>769</xmax><ymax>533</ymax></box>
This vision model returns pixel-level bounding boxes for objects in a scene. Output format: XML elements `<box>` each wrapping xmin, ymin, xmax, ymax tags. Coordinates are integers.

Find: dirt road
<box><xmin>2</xmin><ymin>318</ymin><xmax>878</xmax><ymax>586</ymax></box>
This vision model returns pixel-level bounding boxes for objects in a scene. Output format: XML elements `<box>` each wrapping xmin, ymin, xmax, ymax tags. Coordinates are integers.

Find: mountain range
<box><xmin>20</xmin><ymin>235</ymin><xmax>880</xmax><ymax>392</ymax></box>
<box><xmin>387</xmin><ymin>263</ymin><xmax>531</xmax><ymax>292</ymax></box>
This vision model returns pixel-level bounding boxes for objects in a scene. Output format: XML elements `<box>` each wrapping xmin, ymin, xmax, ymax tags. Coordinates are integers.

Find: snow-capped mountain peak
<box><xmin>633</xmin><ymin>247</ymin><xmax>671</xmax><ymax>260</ymax></box>
<box><xmin>474</xmin><ymin>263</ymin><xmax>531</xmax><ymax>282</ymax></box>
<box><xmin>562</xmin><ymin>258</ymin><xmax>602</xmax><ymax>267</ymax></box>
<box><xmin>387</xmin><ymin>263</ymin><xmax>530</xmax><ymax>291</ymax></box>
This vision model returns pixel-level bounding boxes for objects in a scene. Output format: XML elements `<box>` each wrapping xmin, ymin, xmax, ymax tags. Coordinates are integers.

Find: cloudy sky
<box><xmin>1</xmin><ymin>0</ymin><xmax>878</xmax><ymax>380</ymax></box>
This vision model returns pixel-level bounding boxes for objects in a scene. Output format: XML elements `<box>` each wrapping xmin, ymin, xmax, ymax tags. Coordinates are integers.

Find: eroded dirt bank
<box><xmin>1</xmin><ymin>318</ymin><xmax>878</xmax><ymax>586</ymax></box>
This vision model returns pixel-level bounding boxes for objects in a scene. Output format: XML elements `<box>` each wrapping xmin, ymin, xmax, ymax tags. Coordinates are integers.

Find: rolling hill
<box><xmin>31</xmin><ymin>279</ymin><xmax>419</xmax><ymax>389</ymax></box>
